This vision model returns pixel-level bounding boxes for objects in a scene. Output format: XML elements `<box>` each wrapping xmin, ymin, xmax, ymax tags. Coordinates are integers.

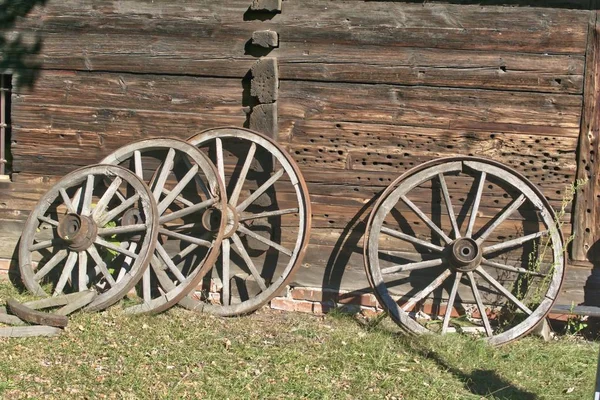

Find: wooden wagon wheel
<box><xmin>19</xmin><ymin>164</ymin><xmax>159</xmax><ymax>312</ymax></box>
<box><xmin>183</xmin><ymin>127</ymin><xmax>311</xmax><ymax>316</ymax></box>
<box><xmin>101</xmin><ymin>138</ymin><xmax>227</xmax><ymax>314</ymax></box>
<box><xmin>364</xmin><ymin>157</ymin><xmax>565</xmax><ymax>346</ymax></box>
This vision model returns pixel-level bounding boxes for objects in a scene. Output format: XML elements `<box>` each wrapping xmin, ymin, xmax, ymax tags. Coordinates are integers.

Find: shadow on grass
<box><xmin>339</xmin><ymin>313</ymin><xmax>539</xmax><ymax>399</ymax></box>
<box><xmin>420</xmin><ymin>347</ymin><xmax>539</xmax><ymax>399</ymax></box>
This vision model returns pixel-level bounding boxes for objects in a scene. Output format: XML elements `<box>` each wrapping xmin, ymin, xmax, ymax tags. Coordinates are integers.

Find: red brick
<box><xmin>291</xmin><ymin>287</ymin><xmax>379</xmax><ymax>308</ymax></box>
<box><xmin>312</xmin><ymin>301</ymin><xmax>336</xmax><ymax>315</ymax></box>
<box><xmin>270</xmin><ymin>297</ymin><xmax>296</xmax><ymax>312</ymax></box>
<box><xmin>294</xmin><ymin>300</ymin><xmax>315</xmax><ymax>314</ymax></box>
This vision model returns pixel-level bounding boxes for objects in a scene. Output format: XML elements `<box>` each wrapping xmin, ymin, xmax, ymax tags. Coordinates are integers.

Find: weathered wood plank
<box><xmin>6</xmin><ymin>1</ymin><xmax>589</xmax><ymax>94</ymax></box>
<box><xmin>13</xmin><ymin>71</ymin><xmax>244</xmax><ymax>115</ymax></box>
<box><xmin>17</xmin><ymin>0</ymin><xmax>589</xmax><ymax>54</ymax></box>
<box><xmin>0</xmin><ymin>326</ymin><xmax>62</xmax><ymax>337</ymax></box>
<box><xmin>23</xmin><ymin>290</ymin><xmax>95</xmax><ymax>311</ymax></box>
<box><xmin>6</xmin><ymin>299</ymin><xmax>69</xmax><ymax>328</ymax></box>
<box><xmin>278</xmin><ymin>80</ymin><xmax>582</xmax><ymax>136</ymax></box>
<box><xmin>12</xmin><ymin>32</ymin><xmax>583</xmax><ymax>94</ymax></box>
<box><xmin>573</xmin><ymin>12</ymin><xmax>600</xmax><ymax>261</ymax></box>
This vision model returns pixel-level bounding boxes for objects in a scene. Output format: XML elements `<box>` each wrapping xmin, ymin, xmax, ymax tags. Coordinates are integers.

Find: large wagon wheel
<box><xmin>101</xmin><ymin>138</ymin><xmax>227</xmax><ymax>314</ymax></box>
<box><xmin>19</xmin><ymin>165</ymin><xmax>159</xmax><ymax>312</ymax></box>
<box><xmin>364</xmin><ymin>157</ymin><xmax>564</xmax><ymax>345</ymax></box>
<box><xmin>183</xmin><ymin>127</ymin><xmax>311</xmax><ymax>316</ymax></box>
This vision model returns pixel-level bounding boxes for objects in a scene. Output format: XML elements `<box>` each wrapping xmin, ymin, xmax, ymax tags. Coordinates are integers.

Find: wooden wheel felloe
<box><xmin>364</xmin><ymin>157</ymin><xmax>565</xmax><ymax>346</ymax></box>
<box><xmin>184</xmin><ymin>127</ymin><xmax>311</xmax><ymax>316</ymax></box>
<box><xmin>101</xmin><ymin>138</ymin><xmax>227</xmax><ymax>314</ymax></box>
<box><xmin>19</xmin><ymin>165</ymin><xmax>159</xmax><ymax>312</ymax></box>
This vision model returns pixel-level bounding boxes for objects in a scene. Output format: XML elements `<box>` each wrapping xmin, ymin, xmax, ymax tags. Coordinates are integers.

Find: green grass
<box><xmin>0</xmin><ymin>281</ymin><xmax>596</xmax><ymax>399</ymax></box>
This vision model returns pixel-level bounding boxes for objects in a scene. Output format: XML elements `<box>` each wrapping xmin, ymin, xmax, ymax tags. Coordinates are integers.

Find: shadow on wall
<box><xmin>0</xmin><ymin>0</ymin><xmax>47</xmax><ymax>88</ymax></box>
<box><xmin>364</xmin><ymin>0</ymin><xmax>598</xmax><ymax>9</ymax></box>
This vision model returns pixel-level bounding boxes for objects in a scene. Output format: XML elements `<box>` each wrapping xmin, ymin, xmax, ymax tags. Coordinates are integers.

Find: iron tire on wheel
<box><xmin>101</xmin><ymin>138</ymin><xmax>228</xmax><ymax>314</ymax></box>
<box><xmin>364</xmin><ymin>156</ymin><xmax>565</xmax><ymax>346</ymax></box>
<box><xmin>184</xmin><ymin>127</ymin><xmax>312</xmax><ymax>316</ymax></box>
<box><xmin>19</xmin><ymin>164</ymin><xmax>159</xmax><ymax>312</ymax></box>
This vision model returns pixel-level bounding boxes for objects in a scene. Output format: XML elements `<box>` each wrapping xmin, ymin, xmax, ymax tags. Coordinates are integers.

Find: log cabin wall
<box><xmin>1</xmin><ymin>0</ymin><xmax>598</xmax><ymax>305</ymax></box>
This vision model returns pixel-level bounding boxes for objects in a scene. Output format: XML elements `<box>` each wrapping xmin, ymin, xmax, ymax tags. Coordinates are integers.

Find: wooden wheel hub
<box><xmin>57</xmin><ymin>213</ymin><xmax>97</xmax><ymax>252</ymax></box>
<box><xmin>449</xmin><ymin>238</ymin><xmax>481</xmax><ymax>272</ymax></box>
<box><xmin>203</xmin><ymin>205</ymin><xmax>238</xmax><ymax>238</ymax></box>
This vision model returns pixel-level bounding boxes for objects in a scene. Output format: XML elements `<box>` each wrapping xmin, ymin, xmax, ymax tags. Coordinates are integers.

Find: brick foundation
<box><xmin>0</xmin><ymin>257</ymin><xmax>579</xmax><ymax>322</ymax></box>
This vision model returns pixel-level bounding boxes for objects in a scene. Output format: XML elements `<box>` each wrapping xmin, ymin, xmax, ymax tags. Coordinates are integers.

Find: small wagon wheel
<box><xmin>19</xmin><ymin>164</ymin><xmax>159</xmax><ymax>312</ymax></box>
<box><xmin>184</xmin><ymin>127</ymin><xmax>311</xmax><ymax>316</ymax></box>
<box><xmin>101</xmin><ymin>138</ymin><xmax>227</xmax><ymax>314</ymax></box>
<box><xmin>364</xmin><ymin>157</ymin><xmax>565</xmax><ymax>346</ymax></box>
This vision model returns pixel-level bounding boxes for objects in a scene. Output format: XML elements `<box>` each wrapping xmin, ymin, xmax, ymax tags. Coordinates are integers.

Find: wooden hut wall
<box><xmin>1</xmin><ymin>0</ymin><xmax>597</xmax><ymax>304</ymax></box>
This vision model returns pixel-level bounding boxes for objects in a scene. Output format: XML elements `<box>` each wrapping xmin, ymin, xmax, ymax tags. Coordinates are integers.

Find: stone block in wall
<box><xmin>250</xmin><ymin>0</ymin><xmax>282</xmax><ymax>12</ymax></box>
<box><xmin>252</xmin><ymin>30</ymin><xmax>279</xmax><ymax>48</ymax></box>
<box><xmin>251</xmin><ymin>57</ymin><xmax>278</xmax><ymax>103</ymax></box>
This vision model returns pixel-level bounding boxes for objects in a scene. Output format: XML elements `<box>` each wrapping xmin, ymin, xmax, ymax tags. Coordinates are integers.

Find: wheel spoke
<box><xmin>162</xmin><ymin>188</ymin><xmax>195</xmax><ymax>208</ymax></box>
<box><xmin>442</xmin><ymin>272</ymin><xmax>462</xmax><ymax>334</ymax></box>
<box><xmin>466</xmin><ymin>171</ymin><xmax>486</xmax><ymax>238</ymax></box>
<box><xmin>171</xmin><ymin>243</ymin><xmax>200</xmax><ymax>265</ymax></box>
<box><xmin>87</xmin><ymin>244</ymin><xmax>117</xmax><ymax>286</ymax></box>
<box><xmin>381</xmin><ymin>226</ymin><xmax>444</xmax><ymax>253</ymax></box>
<box><xmin>475</xmin><ymin>266</ymin><xmax>532</xmax><ymax>315</ymax></box>
<box><xmin>239</xmin><ymin>208</ymin><xmax>299</xmax><ymax>222</ymax></box>
<box><xmin>81</xmin><ymin>175</ymin><xmax>95</xmax><ymax>216</ymax></box>
<box><xmin>116</xmin><ymin>242</ymin><xmax>137</xmax><ymax>283</ymax></box>
<box><xmin>97</xmin><ymin>224</ymin><xmax>147</xmax><ymax>236</ymax></box>
<box><xmin>38</xmin><ymin>215</ymin><xmax>59</xmax><ymax>227</ymax></box>
<box><xmin>483</xmin><ymin>231</ymin><xmax>548</xmax><ymax>255</ymax></box>
<box><xmin>481</xmin><ymin>259</ymin><xmax>546</xmax><ymax>277</ymax></box>
<box><xmin>467</xmin><ymin>271</ymin><xmax>493</xmax><ymax>337</ymax></box>
<box><xmin>229</xmin><ymin>142</ymin><xmax>257</xmax><ymax>207</ymax></box>
<box><xmin>54</xmin><ymin>251</ymin><xmax>78</xmax><ymax>296</ymax></box>
<box><xmin>157</xmin><ymin>164</ymin><xmax>199</xmax><ymax>214</ymax></box>
<box><xmin>156</xmin><ymin>242</ymin><xmax>186</xmax><ymax>284</ymax></box>
<box><xmin>215</xmin><ymin>137</ymin><xmax>226</xmax><ymax>185</ymax></box>
<box><xmin>152</xmin><ymin>257</ymin><xmax>179</xmax><ymax>293</ymax></box>
<box><xmin>158</xmin><ymin>228</ymin><xmax>212</xmax><ymax>247</ymax></box>
<box><xmin>71</xmin><ymin>187</ymin><xmax>83</xmax><ymax>214</ymax></box>
<box><xmin>34</xmin><ymin>249</ymin><xmax>68</xmax><ymax>281</ymax></box>
<box><xmin>134</xmin><ymin>150</ymin><xmax>143</xmax><ymax>179</ymax></box>
<box><xmin>143</xmin><ymin>265</ymin><xmax>152</xmax><ymax>303</ymax></box>
<box><xmin>92</xmin><ymin>177</ymin><xmax>123</xmax><ymax>220</ymax></box>
<box><xmin>401</xmin><ymin>268</ymin><xmax>452</xmax><ymax>312</ymax></box>
<box><xmin>236</xmin><ymin>168</ymin><xmax>285</xmax><ymax>213</ymax></box>
<box><xmin>475</xmin><ymin>194</ymin><xmax>526</xmax><ymax>245</ymax></box>
<box><xmin>180</xmin><ymin>156</ymin><xmax>211</xmax><ymax>200</ymax></box>
<box><xmin>78</xmin><ymin>251</ymin><xmax>88</xmax><ymax>291</ymax></box>
<box><xmin>400</xmin><ymin>195</ymin><xmax>452</xmax><ymax>244</ymax></box>
<box><xmin>152</xmin><ymin>148</ymin><xmax>176</xmax><ymax>201</ymax></box>
<box><xmin>29</xmin><ymin>239</ymin><xmax>61</xmax><ymax>252</ymax></box>
<box><xmin>95</xmin><ymin>237</ymin><xmax>138</xmax><ymax>259</ymax></box>
<box><xmin>221</xmin><ymin>238</ymin><xmax>231</xmax><ymax>306</ymax></box>
<box><xmin>381</xmin><ymin>258</ymin><xmax>444</xmax><ymax>275</ymax></box>
<box><xmin>238</xmin><ymin>225</ymin><xmax>292</xmax><ymax>256</ymax></box>
<box><xmin>438</xmin><ymin>173</ymin><xmax>460</xmax><ymax>239</ymax></box>
<box><xmin>98</xmin><ymin>194</ymin><xmax>140</xmax><ymax>226</ymax></box>
<box><xmin>159</xmin><ymin>198</ymin><xmax>217</xmax><ymax>224</ymax></box>
<box><xmin>231</xmin><ymin>233</ymin><xmax>268</xmax><ymax>291</ymax></box>
<box><xmin>59</xmin><ymin>188</ymin><xmax>76</xmax><ymax>214</ymax></box>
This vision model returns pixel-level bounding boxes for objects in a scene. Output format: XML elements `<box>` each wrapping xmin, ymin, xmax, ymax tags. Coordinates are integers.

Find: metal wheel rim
<box><xmin>184</xmin><ymin>126</ymin><xmax>312</xmax><ymax>316</ymax></box>
<box><xmin>101</xmin><ymin>138</ymin><xmax>227</xmax><ymax>314</ymax></box>
<box><xmin>19</xmin><ymin>164</ymin><xmax>159</xmax><ymax>312</ymax></box>
<box><xmin>364</xmin><ymin>156</ymin><xmax>565</xmax><ymax>346</ymax></box>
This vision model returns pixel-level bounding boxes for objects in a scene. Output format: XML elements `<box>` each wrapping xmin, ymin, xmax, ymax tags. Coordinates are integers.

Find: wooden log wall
<box><xmin>1</xmin><ymin>0</ymin><xmax>597</xmax><ymax>305</ymax></box>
